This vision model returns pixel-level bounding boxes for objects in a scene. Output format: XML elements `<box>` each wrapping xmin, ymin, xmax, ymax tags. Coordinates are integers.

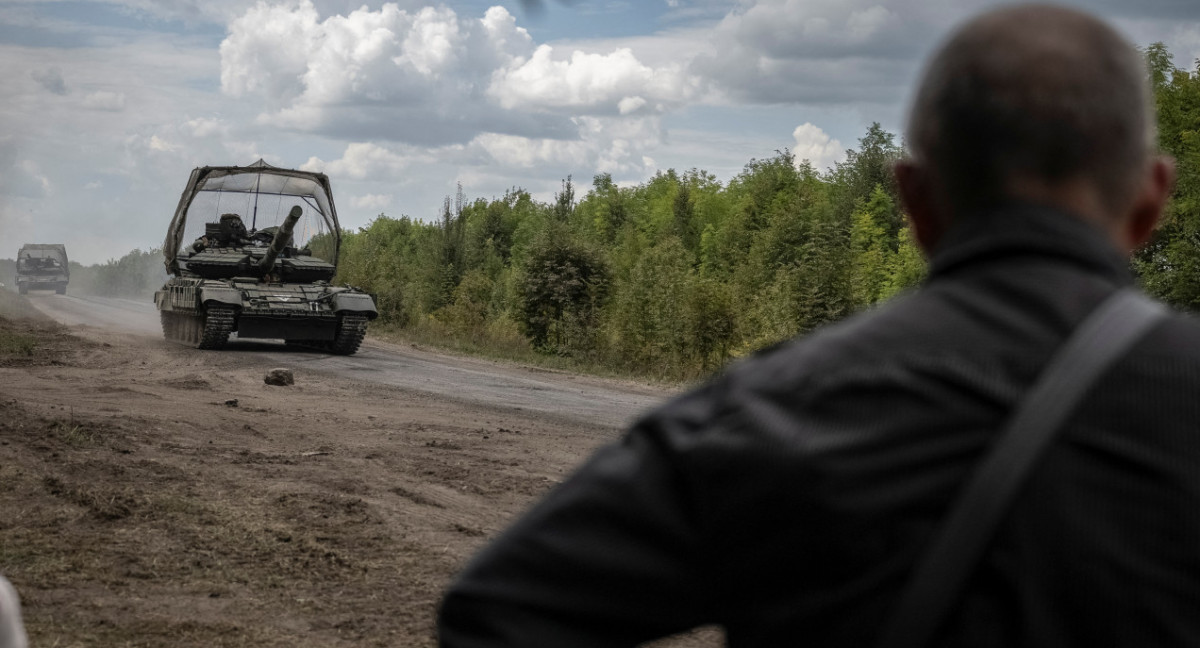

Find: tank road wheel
<box><xmin>198</xmin><ymin>307</ymin><xmax>235</xmax><ymax>350</ymax></box>
<box><xmin>328</xmin><ymin>314</ymin><xmax>368</xmax><ymax>356</ymax></box>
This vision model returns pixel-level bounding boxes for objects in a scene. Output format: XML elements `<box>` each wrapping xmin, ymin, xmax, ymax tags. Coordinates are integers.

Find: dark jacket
<box><xmin>439</xmin><ymin>206</ymin><xmax>1200</xmax><ymax>647</ymax></box>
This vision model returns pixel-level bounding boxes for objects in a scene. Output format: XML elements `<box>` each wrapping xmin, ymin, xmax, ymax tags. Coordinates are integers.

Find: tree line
<box><xmin>1</xmin><ymin>250</ymin><xmax>165</xmax><ymax>298</ymax></box>
<box><xmin>325</xmin><ymin>122</ymin><xmax>923</xmax><ymax>379</ymax></box>
<box><xmin>328</xmin><ymin>44</ymin><xmax>1199</xmax><ymax>380</ymax></box>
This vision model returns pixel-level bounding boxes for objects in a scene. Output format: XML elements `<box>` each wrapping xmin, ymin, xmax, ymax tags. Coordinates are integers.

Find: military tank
<box><xmin>16</xmin><ymin>244</ymin><xmax>69</xmax><ymax>295</ymax></box>
<box><xmin>155</xmin><ymin>160</ymin><xmax>377</xmax><ymax>355</ymax></box>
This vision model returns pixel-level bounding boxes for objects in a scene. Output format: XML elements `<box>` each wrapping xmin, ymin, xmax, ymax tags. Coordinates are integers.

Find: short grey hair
<box><xmin>906</xmin><ymin>4</ymin><xmax>1155</xmax><ymax>218</ymax></box>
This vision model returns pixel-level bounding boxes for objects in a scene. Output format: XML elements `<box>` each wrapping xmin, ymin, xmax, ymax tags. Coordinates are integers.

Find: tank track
<box><xmin>285</xmin><ymin>314</ymin><xmax>368</xmax><ymax>356</ymax></box>
<box><xmin>198</xmin><ymin>307</ymin><xmax>235</xmax><ymax>349</ymax></box>
<box><xmin>329</xmin><ymin>314</ymin><xmax>368</xmax><ymax>355</ymax></box>
<box><xmin>160</xmin><ymin>307</ymin><xmax>235</xmax><ymax>349</ymax></box>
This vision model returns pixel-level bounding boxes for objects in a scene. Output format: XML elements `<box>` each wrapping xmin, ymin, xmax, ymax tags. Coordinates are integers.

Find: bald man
<box><xmin>439</xmin><ymin>5</ymin><xmax>1194</xmax><ymax>647</ymax></box>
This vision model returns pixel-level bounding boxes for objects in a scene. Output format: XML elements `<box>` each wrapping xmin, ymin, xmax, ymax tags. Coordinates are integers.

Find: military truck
<box><xmin>16</xmin><ymin>244</ymin><xmax>70</xmax><ymax>295</ymax></box>
<box><xmin>155</xmin><ymin>160</ymin><xmax>378</xmax><ymax>354</ymax></box>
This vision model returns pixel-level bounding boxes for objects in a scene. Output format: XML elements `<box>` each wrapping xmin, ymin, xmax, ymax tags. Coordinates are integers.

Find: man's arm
<box><xmin>438</xmin><ymin>386</ymin><xmax>725</xmax><ymax>647</ymax></box>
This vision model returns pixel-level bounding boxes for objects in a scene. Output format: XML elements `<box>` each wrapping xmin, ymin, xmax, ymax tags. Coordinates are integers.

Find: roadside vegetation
<box><xmin>325</xmin><ymin>123</ymin><xmax>922</xmax><ymax>382</ymax></box>
<box><xmin>1</xmin><ymin>250</ymin><xmax>164</xmax><ymax>299</ymax></box>
<box><xmin>1133</xmin><ymin>44</ymin><xmax>1200</xmax><ymax>308</ymax></box>
<box><xmin>67</xmin><ymin>249</ymin><xmax>166</xmax><ymax>297</ymax></box>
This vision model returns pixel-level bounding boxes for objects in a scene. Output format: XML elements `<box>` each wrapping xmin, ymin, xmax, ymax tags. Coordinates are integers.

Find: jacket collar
<box><xmin>927</xmin><ymin>203</ymin><xmax>1134</xmax><ymax>286</ymax></box>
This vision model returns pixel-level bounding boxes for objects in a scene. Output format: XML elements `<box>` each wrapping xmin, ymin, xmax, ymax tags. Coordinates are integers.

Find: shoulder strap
<box><xmin>874</xmin><ymin>288</ymin><xmax>1168</xmax><ymax>648</ymax></box>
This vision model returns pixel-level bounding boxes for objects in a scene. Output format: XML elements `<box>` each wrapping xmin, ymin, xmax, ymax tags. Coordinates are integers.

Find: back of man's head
<box><xmin>907</xmin><ymin>4</ymin><xmax>1153</xmax><ymax>220</ymax></box>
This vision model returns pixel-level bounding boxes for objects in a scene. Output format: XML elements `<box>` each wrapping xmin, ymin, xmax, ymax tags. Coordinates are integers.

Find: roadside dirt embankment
<box><xmin>0</xmin><ymin>290</ymin><xmax>716</xmax><ymax>647</ymax></box>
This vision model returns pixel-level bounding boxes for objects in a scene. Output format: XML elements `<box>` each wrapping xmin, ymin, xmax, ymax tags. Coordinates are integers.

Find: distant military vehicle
<box><xmin>155</xmin><ymin>160</ymin><xmax>377</xmax><ymax>354</ymax></box>
<box><xmin>16</xmin><ymin>244</ymin><xmax>69</xmax><ymax>295</ymax></box>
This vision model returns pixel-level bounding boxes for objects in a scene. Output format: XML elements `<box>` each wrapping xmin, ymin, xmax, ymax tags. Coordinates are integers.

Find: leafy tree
<box><xmin>1134</xmin><ymin>44</ymin><xmax>1200</xmax><ymax>309</ymax></box>
<box><xmin>519</xmin><ymin>223</ymin><xmax>609</xmax><ymax>352</ymax></box>
<box><xmin>607</xmin><ymin>236</ymin><xmax>693</xmax><ymax>370</ymax></box>
<box><xmin>672</xmin><ymin>182</ymin><xmax>700</xmax><ymax>254</ymax></box>
<box><xmin>848</xmin><ymin>185</ymin><xmax>896</xmax><ymax>307</ymax></box>
<box><xmin>830</xmin><ymin>123</ymin><xmax>905</xmax><ymax>239</ymax></box>
<box><xmin>579</xmin><ymin>173</ymin><xmax>629</xmax><ymax>242</ymax></box>
<box><xmin>552</xmin><ymin>176</ymin><xmax>576</xmax><ymax>223</ymax></box>
<box><xmin>881</xmin><ymin>223</ymin><xmax>927</xmax><ymax>299</ymax></box>
<box><xmin>435</xmin><ymin>269</ymin><xmax>495</xmax><ymax>336</ymax></box>
<box><xmin>683</xmin><ymin>276</ymin><xmax>736</xmax><ymax>372</ymax></box>
<box><xmin>68</xmin><ymin>248</ymin><xmax>166</xmax><ymax>297</ymax></box>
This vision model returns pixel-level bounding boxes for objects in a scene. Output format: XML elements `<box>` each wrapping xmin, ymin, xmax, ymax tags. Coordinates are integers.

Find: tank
<box><xmin>154</xmin><ymin>160</ymin><xmax>378</xmax><ymax>355</ymax></box>
<box><xmin>16</xmin><ymin>244</ymin><xmax>69</xmax><ymax>295</ymax></box>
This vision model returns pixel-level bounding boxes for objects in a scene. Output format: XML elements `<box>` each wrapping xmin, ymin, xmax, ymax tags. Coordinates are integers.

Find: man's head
<box><xmin>219</xmin><ymin>213</ymin><xmax>248</xmax><ymax>242</ymax></box>
<box><xmin>896</xmin><ymin>4</ymin><xmax>1174</xmax><ymax>254</ymax></box>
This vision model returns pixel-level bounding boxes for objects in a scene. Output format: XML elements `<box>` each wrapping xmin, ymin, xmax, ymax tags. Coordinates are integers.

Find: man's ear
<box><xmin>894</xmin><ymin>160</ymin><xmax>947</xmax><ymax>255</ymax></box>
<box><xmin>1122</xmin><ymin>155</ymin><xmax>1176</xmax><ymax>252</ymax></box>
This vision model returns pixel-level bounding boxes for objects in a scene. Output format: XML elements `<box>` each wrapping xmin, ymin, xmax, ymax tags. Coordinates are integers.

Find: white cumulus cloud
<box><xmin>221</xmin><ymin>1</ymin><xmax>536</xmax><ymax>143</ymax></box>
<box><xmin>488</xmin><ymin>46</ymin><xmax>697</xmax><ymax>114</ymax></box>
<box><xmin>792</xmin><ymin>122</ymin><xmax>845</xmax><ymax>171</ymax></box>
<box><xmin>218</xmin><ymin>1</ymin><xmax>694</xmax><ymax>148</ymax></box>
<box><xmin>302</xmin><ymin>142</ymin><xmax>413</xmax><ymax>182</ymax></box>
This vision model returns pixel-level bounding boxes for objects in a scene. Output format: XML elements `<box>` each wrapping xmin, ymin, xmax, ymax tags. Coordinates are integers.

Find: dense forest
<box><xmin>323</xmin><ymin>122</ymin><xmax>921</xmax><ymax>379</ymax></box>
<box><xmin>6</xmin><ymin>44</ymin><xmax>1195</xmax><ymax>381</ymax></box>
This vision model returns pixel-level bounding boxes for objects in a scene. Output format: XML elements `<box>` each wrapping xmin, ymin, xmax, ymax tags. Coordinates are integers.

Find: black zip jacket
<box><xmin>439</xmin><ymin>206</ymin><xmax>1200</xmax><ymax>647</ymax></box>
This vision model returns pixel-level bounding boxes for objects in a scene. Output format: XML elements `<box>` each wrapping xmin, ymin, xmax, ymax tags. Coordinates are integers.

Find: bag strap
<box><xmin>874</xmin><ymin>288</ymin><xmax>1168</xmax><ymax>648</ymax></box>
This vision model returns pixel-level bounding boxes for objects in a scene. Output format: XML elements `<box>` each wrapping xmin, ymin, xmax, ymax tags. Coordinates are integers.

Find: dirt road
<box><xmin>29</xmin><ymin>293</ymin><xmax>666</xmax><ymax>430</ymax></box>
<box><xmin>0</xmin><ymin>291</ymin><xmax>719</xmax><ymax>647</ymax></box>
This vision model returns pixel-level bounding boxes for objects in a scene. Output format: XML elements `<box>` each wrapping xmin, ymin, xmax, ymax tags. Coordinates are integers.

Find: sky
<box><xmin>2</xmin><ymin>0</ymin><xmax>1199</xmax><ymax>265</ymax></box>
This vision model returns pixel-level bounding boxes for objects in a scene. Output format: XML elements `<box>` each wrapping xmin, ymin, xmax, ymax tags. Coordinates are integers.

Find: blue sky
<box><xmin>2</xmin><ymin>0</ymin><xmax>1199</xmax><ymax>264</ymax></box>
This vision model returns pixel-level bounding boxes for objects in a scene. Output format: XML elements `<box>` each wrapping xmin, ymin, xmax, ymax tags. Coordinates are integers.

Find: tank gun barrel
<box><xmin>256</xmin><ymin>206</ymin><xmax>302</xmax><ymax>273</ymax></box>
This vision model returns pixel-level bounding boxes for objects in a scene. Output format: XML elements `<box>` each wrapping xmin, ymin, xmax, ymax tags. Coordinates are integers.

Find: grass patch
<box><xmin>54</xmin><ymin>422</ymin><xmax>95</xmax><ymax>447</ymax></box>
<box><xmin>371</xmin><ymin>317</ymin><xmax>690</xmax><ymax>387</ymax></box>
<box><xmin>0</xmin><ymin>330</ymin><xmax>35</xmax><ymax>356</ymax></box>
<box><xmin>42</xmin><ymin>476</ymin><xmax>137</xmax><ymax>521</ymax></box>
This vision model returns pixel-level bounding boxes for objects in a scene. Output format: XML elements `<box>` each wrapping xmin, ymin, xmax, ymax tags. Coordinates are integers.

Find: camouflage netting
<box><xmin>163</xmin><ymin>160</ymin><xmax>340</xmax><ymax>275</ymax></box>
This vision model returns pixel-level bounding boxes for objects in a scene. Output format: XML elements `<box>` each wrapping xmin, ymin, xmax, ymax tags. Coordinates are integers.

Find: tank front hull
<box><xmin>16</xmin><ymin>276</ymin><xmax>68</xmax><ymax>293</ymax></box>
<box><xmin>237</xmin><ymin>314</ymin><xmax>338</xmax><ymax>340</ymax></box>
<box><xmin>155</xmin><ymin>276</ymin><xmax>376</xmax><ymax>354</ymax></box>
